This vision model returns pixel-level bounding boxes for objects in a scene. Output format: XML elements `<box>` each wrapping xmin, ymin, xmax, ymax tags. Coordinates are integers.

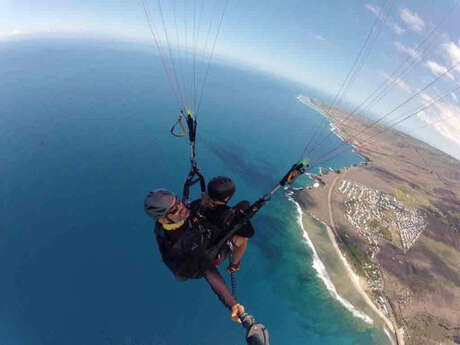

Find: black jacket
<box><xmin>154</xmin><ymin>219</ymin><xmax>210</xmax><ymax>279</ymax></box>
<box><xmin>154</xmin><ymin>219</ymin><xmax>238</xmax><ymax>309</ymax></box>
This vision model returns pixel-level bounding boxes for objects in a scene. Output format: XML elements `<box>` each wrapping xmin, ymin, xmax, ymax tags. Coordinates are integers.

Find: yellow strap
<box><xmin>185</xmin><ymin>107</ymin><xmax>194</xmax><ymax>118</ymax></box>
<box><xmin>162</xmin><ymin>220</ymin><xmax>185</xmax><ymax>231</ymax></box>
<box><xmin>286</xmin><ymin>170</ymin><xmax>298</xmax><ymax>184</ymax></box>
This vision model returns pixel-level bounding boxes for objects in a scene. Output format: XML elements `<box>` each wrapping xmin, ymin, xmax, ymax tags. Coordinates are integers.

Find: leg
<box><xmin>230</xmin><ymin>235</ymin><xmax>248</xmax><ymax>266</ymax></box>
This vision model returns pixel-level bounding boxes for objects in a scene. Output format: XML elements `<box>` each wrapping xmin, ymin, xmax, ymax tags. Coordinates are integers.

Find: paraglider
<box><xmin>140</xmin><ymin>2</ymin><xmax>314</xmax><ymax>344</ymax></box>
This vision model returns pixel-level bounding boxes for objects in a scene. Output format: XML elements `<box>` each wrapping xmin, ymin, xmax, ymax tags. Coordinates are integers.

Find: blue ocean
<box><xmin>0</xmin><ymin>38</ymin><xmax>388</xmax><ymax>345</ymax></box>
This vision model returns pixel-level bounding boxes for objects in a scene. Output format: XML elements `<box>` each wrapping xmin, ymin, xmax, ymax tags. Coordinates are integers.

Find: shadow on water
<box><xmin>199</xmin><ymin>136</ymin><xmax>278</xmax><ymax>194</ymax></box>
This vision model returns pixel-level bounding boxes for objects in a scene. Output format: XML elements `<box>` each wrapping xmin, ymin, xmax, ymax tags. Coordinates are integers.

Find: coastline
<box><xmin>294</xmin><ymin>93</ymin><xmax>460</xmax><ymax>344</ymax></box>
<box><xmin>318</xmin><ymin>216</ymin><xmax>396</xmax><ymax>335</ymax></box>
<box><xmin>293</xmin><ymin>95</ymin><xmax>404</xmax><ymax>345</ymax></box>
<box><xmin>291</xmin><ymin>195</ymin><xmax>397</xmax><ymax>345</ymax></box>
<box><xmin>294</xmin><ymin>94</ymin><xmax>399</xmax><ymax>344</ymax></box>
<box><xmin>290</xmin><ymin>197</ymin><xmax>375</xmax><ymax>325</ymax></box>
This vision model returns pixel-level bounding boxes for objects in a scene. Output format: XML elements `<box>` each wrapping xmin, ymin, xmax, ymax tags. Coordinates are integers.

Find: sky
<box><xmin>1</xmin><ymin>0</ymin><xmax>460</xmax><ymax>159</ymax></box>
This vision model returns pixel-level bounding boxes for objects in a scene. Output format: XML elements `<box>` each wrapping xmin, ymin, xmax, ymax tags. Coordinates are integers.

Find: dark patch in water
<box><xmin>200</xmin><ymin>137</ymin><xmax>278</xmax><ymax>193</ymax></box>
<box><xmin>250</xmin><ymin>214</ymin><xmax>285</xmax><ymax>262</ymax></box>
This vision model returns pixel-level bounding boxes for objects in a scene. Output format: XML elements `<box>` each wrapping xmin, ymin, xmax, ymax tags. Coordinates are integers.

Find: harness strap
<box><xmin>229</xmin><ymin>253</ymin><xmax>237</xmax><ymax>297</ymax></box>
<box><xmin>183</xmin><ymin>167</ymin><xmax>206</xmax><ymax>204</ymax></box>
<box><xmin>184</xmin><ymin>109</ymin><xmax>197</xmax><ymax>143</ymax></box>
<box><xmin>182</xmin><ymin>109</ymin><xmax>206</xmax><ymax>203</ymax></box>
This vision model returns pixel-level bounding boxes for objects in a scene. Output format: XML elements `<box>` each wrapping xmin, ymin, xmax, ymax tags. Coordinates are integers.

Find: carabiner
<box><xmin>170</xmin><ymin>115</ymin><xmax>187</xmax><ymax>137</ymax></box>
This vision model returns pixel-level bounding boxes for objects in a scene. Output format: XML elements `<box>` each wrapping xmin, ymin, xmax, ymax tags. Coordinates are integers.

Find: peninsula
<box><xmin>296</xmin><ymin>95</ymin><xmax>460</xmax><ymax>345</ymax></box>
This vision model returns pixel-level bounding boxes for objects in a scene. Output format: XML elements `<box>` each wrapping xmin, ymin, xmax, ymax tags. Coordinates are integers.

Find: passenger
<box><xmin>144</xmin><ymin>189</ymin><xmax>245</xmax><ymax>322</ymax></box>
<box><xmin>197</xmin><ymin>176</ymin><xmax>254</xmax><ymax>273</ymax></box>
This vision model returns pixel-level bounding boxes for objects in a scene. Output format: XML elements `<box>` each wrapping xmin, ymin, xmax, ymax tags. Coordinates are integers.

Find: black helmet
<box><xmin>144</xmin><ymin>189</ymin><xmax>176</xmax><ymax>219</ymax></box>
<box><xmin>207</xmin><ymin>176</ymin><xmax>236</xmax><ymax>202</ymax></box>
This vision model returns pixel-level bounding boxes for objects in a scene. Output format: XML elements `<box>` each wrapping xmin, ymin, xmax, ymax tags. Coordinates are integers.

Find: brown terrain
<box><xmin>297</xmin><ymin>97</ymin><xmax>460</xmax><ymax>345</ymax></box>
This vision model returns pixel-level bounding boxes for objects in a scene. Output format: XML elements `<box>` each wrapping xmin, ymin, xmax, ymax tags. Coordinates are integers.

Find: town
<box><xmin>338</xmin><ymin>180</ymin><xmax>426</xmax><ymax>252</ymax></box>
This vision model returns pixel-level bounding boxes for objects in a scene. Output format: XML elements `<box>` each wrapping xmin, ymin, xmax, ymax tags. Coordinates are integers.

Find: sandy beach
<box><xmin>290</xmin><ymin>195</ymin><xmax>399</xmax><ymax>345</ymax></box>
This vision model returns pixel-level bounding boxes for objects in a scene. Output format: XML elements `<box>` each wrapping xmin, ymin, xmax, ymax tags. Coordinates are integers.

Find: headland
<box><xmin>295</xmin><ymin>95</ymin><xmax>460</xmax><ymax>345</ymax></box>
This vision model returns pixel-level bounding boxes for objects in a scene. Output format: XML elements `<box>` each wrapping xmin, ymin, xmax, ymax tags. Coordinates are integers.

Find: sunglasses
<box><xmin>166</xmin><ymin>198</ymin><xmax>182</xmax><ymax>217</ymax></box>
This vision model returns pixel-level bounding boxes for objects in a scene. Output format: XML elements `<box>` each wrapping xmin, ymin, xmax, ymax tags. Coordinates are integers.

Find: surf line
<box><xmin>289</xmin><ymin>196</ymin><xmax>374</xmax><ymax>325</ymax></box>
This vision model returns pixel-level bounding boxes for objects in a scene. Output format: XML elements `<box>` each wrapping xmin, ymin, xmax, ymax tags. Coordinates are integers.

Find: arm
<box><xmin>203</xmin><ymin>265</ymin><xmax>238</xmax><ymax>309</ymax></box>
<box><xmin>203</xmin><ymin>266</ymin><xmax>245</xmax><ymax>322</ymax></box>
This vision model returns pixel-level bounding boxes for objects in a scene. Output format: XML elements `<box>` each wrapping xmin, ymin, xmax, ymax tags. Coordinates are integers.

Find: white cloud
<box><xmin>395</xmin><ymin>42</ymin><xmax>420</xmax><ymax>60</ymax></box>
<box><xmin>365</xmin><ymin>4</ymin><xmax>405</xmax><ymax>35</ymax></box>
<box><xmin>418</xmin><ymin>101</ymin><xmax>460</xmax><ymax>146</ymax></box>
<box><xmin>452</xmin><ymin>93</ymin><xmax>458</xmax><ymax>103</ymax></box>
<box><xmin>400</xmin><ymin>8</ymin><xmax>425</xmax><ymax>32</ymax></box>
<box><xmin>365</xmin><ymin>4</ymin><xmax>385</xmax><ymax>20</ymax></box>
<box><xmin>419</xmin><ymin>92</ymin><xmax>434</xmax><ymax>105</ymax></box>
<box><xmin>425</xmin><ymin>60</ymin><xmax>454</xmax><ymax>80</ymax></box>
<box><xmin>442</xmin><ymin>41</ymin><xmax>460</xmax><ymax>73</ymax></box>
<box><xmin>444</xmin><ymin>41</ymin><xmax>460</xmax><ymax>62</ymax></box>
<box><xmin>380</xmin><ymin>72</ymin><xmax>411</xmax><ymax>93</ymax></box>
<box><xmin>391</xmin><ymin>24</ymin><xmax>405</xmax><ymax>35</ymax></box>
<box><xmin>0</xmin><ymin>29</ymin><xmax>23</xmax><ymax>39</ymax></box>
<box><xmin>314</xmin><ymin>34</ymin><xmax>326</xmax><ymax>42</ymax></box>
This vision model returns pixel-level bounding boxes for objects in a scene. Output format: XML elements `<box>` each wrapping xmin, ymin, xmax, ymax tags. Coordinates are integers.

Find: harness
<box><xmin>191</xmin><ymin>203</ymin><xmax>235</xmax><ymax>264</ymax></box>
<box><xmin>155</xmin><ymin>203</ymin><xmax>225</xmax><ymax>279</ymax></box>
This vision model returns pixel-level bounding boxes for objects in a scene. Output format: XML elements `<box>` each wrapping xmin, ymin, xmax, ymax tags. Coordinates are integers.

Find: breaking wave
<box><xmin>289</xmin><ymin>196</ymin><xmax>374</xmax><ymax>325</ymax></box>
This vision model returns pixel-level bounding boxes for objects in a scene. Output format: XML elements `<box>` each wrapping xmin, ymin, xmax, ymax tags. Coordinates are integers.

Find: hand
<box><xmin>235</xmin><ymin>200</ymin><xmax>250</xmax><ymax>212</ymax></box>
<box><xmin>231</xmin><ymin>303</ymin><xmax>245</xmax><ymax>323</ymax></box>
<box><xmin>226</xmin><ymin>262</ymin><xmax>241</xmax><ymax>274</ymax></box>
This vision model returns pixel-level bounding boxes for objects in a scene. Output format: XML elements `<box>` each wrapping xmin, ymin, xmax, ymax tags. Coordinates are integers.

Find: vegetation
<box><xmin>381</xmin><ymin>227</ymin><xmax>392</xmax><ymax>241</ymax></box>
<box><xmin>369</xmin><ymin>219</ymin><xmax>380</xmax><ymax>232</ymax></box>
<box><xmin>447</xmin><ymin>210</ymin><xmax>460</xmax><ymax>223</ymax></box>
<box><xmin>421</xmin><ymin>237</ymin><xmax>460</xmax><ymax>269</ymax></box>
<box><xmin>408</xmin><ymin>272</ymin><xmax>436</xmax><ymax>294</ymax></box>
<box><xmin>429</xmin><ymin>206</ymin><xmax>445</xmax><ymax>218</ymax></box>
<box><xmin>428</xmin><ymin>205</ymin><xmax>449</xmax><ymax>224</ymax></box>
<box><xmin>395</xmin><ymin>185</ymin><xmax>433</xmax><ymax>209</ymax></box>
<box><xmin>340</xmin><ymin>237</ymin><xmax>370</xmax><ymax>276</ymax></box>
<box><xmin>369</xmin><ymin>218</ymin><xmax>392</xmax><ymax>241</ymax></box>
<box><xmin>395</xmin><ymin>185</ymin><xmax>418</xmax><ymax>207</ymax></box>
